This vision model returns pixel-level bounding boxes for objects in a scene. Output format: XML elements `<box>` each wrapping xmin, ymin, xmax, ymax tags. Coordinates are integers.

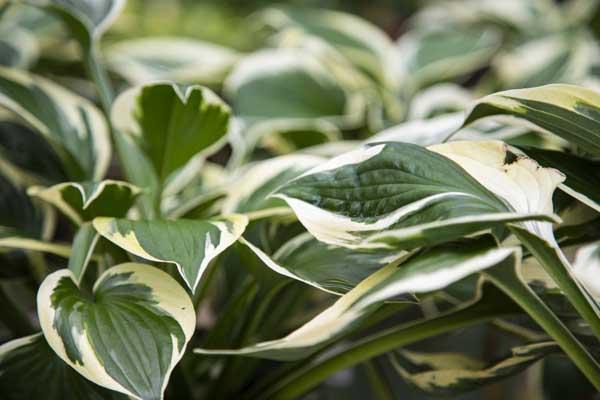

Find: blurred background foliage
<box><xmin>1</xmin><ymin>0</ymin><xmax>600</xmax><ymax>399</ymax></box>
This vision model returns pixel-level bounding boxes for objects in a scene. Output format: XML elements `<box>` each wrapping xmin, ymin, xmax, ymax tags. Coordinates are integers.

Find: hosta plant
<box><xmin>1</xmin><ymin>0</ymin><xmax>600</xmax><ymax>399</ymax></box>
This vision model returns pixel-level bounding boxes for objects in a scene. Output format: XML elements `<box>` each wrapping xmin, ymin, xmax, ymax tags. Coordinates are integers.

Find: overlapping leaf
<box><xmin>93</xmin><ymin>215</ymin><xmax>248</xmax><ymax>292</ymax></box>
<box><xmin>0</xmin><ymin>67</ymin><xmax>111</xmax><ymax>180</ymax></box>
<box><xmin>196</xmin><ymin>237</ymin><xmax>518</xmax><ymax>361</ymax></box>
<box><xmin>275</xmin><ymin>141</ymin><xmax>558</xmax><ymax>249</ymax></box>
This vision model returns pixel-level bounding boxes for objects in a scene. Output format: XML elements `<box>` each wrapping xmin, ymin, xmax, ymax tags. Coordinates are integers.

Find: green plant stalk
<box><xmin>83</xmin><ymin>44</ymin><xmax>114</xmax><ymax>116</ymax></box>
<box><xmin>260</xmin><ymin>290</ymin><xmax>516</xmax><ymax>399</ymax></box>
<box><xmin>484</xmin><ymin>264</ymin><xmax>600</xmax><ymax>391</ymax></box>
<box><xmin>511</xmin><ymin>227</ymin><xmax>600</xmax><ymax>342</ymax></box>
<box><xmin>364</xmin><ymin>360</ymin><xmax>394</xmax><ymax>400</ymax></box>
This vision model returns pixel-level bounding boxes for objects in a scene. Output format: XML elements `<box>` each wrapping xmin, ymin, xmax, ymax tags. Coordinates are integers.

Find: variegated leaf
<box><xmin>28</xmin><ymin>180</ymin><xmax>140</xmax><ymax>225</ymax></box>
<box><xmin>239</xmin><ymin>234</ymin><xmax>405</xmax><ymax>295</ymax></box>
<box><xmin>389</xmin><ymin>342</ymin><xmax>559</xmax><ymax>396</ymax></box>
<box><xmin>106</xmin><ymin>37</ymin><xmax>240</xmax><ymax>86</ymax></box>
<box><xmin>37</xmin><ymin>263</ymin><xmax>195</xmax><ymax>400</ymax></box>
<box><xmin>275</xmin><ymin>141</ymin><xmax>559</xmax><ymax>249</ymax></box>
<box><xmin>29</xmin><ymin>0</ymin><xmax>125</xmax><ymax>42</ymax></box>
<box><xmin>93</xmin><ymin>215</ymin><xmax>248</xmax><ymax>292</ymax></box>
<box><xmin>0</xmin><ymin>333</ymin><xmax>127</xmax><ymax>400</ymax></box>
<box><xmin>222</xmin><ymin>154</ymin><xmax>324</xmax><ymax>214</ymax></box>
<box><xmin>195</xmin><ymin>237</ymin><xmax>518</xmax><ymax>361</ymax></box>
<box><xmin>260</xmin><ymin>6</ymin><xmax>399</xmax><ymax>90</ymax></box>
<box><xmin>463</xmin><ymin>84</ymin><xmax>600</xmax><ymax>155</ymax></box>
<box><xmin>0</xmin><ymin>67</ymin><xmax>111</xmax><ymax>180</ymax></box>
<box><xmin>111</xmin><ymin>82</ymin><xmax>230</xmax><ymax>184</ymax></box>
<box><xmin>225</xmin><ymin>49</ymin><xmax>360</xmax><ymax>126</ymax></box>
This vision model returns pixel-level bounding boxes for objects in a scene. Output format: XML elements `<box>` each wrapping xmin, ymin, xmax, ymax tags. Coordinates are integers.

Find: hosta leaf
<box><xmin>67</xmin><ymin>223</ymin><xmax>99</xmax><ymax>283</ymax></box>
<box><xmin>37</xmin><ymin>263</ymin><xmax>195</xmax><ymax>400</ymax></box>
<box><xmin>111</xmin><ymin>82</ymin><xmax>230</xmax><ymax>183</ymax></box>
<box><xmin>30</xmin><ymin>0</ymin><xmax>125</xmax><ymax>43</ymax></box>
<box><xmin>93</xmin><ymin>215</ymin><xmax>248</xmax><ymax>292</ymax></box>
<box><xmin>0</xmin><ymin>67</ymin><xmax>111</xmax><ymax>180</ymax></box>
<box><xmin>463</xmin><ymin>84</ymin><xmax>600</xmax><ymax>155</ymax></box>
<box><xmin>0</xmin><ymin>120</ymin><xmax>67</xmax><ymax>183</ymax></box>
<box><xmin>106</xmin><ymin>37</ymin><xmax>240</xmax><ymax>85</ymax></box>
<box><xmin>28</xmin><ymin>180</ymin><xmax>140</xmax><ymax>225</ymax></box>
<box><xmin>260</xmin><ymin>6</ymin><xmax>398</xmax><ymax>89</ymax></box>
<box><xmin>389</xmin><ymin>341</ymin><xmax>559</xmax><ymax>396</ymax></box>
<box><xmin>0</xmin><ymin>174</ymin><xmax>45</xmax><ymax>239</ymax></box>
<box><xmin>275</xmin><ymin>141</ymin><xmax>558</xmax><ymax>249</ymax></box>
<box><xmin>225</xmin><ymin>49</ymin><xmax>356</xmax><ymax>124</ymax></box>
<box><xmin>239</xmin><ymin>234</ymin><xmax>405</xmax><ymax>295</ymax></box>
<box><xmin>518</xmin><ymin>146</ymin><xmax>600</xmax><ymax>212</ymax></box>
<box><xmin>0</xmin><ymin>333</ymin><xmax>126</xmax><ymax>400</ymax></box>
<box><xmin>0</xmin><ymin>25</ymin><xmax>38</xmax><ymax>68</ymax></box>
<box><xmin>195</xmin><ymin>237</ymin><xmax>518</xmax><ymax>361</ymax></box>
<box><xmin>397</xmin><ymin>28</ymin><xmax>500</xmax><ymax>89</ymax></box>
<box><xmin>222</xmin><ymin>154</ymin><xmax>324</xmax><ymax>213</ymax></box>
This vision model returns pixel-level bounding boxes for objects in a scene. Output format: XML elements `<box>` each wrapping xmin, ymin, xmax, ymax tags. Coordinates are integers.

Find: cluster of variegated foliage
<box><xmin>1</xmin><ymin>0</ymin><xmax>600</xmax><ymax>399</ymax></box>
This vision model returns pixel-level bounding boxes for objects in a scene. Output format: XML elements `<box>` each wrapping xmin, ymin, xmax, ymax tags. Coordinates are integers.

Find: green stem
<box><xmin>484</xmin><ymin>264</ymin><xmax>600</xmax><ymax>391</ymax></box>
<box><xmin>83</xmin><ymin>44</ymin><xmax>113</xmax><ymax>116</ymax></box>
<box><xmin>262</xmin><ymin>287</ymin><xmax>516</xmax><ymax>399</ymax></box>
<box><xmin>364</xmin><ymin>360</ymin><xmax>394</xmax><ymax>400</ymax></box>
<box><xmin>511</xmin><ymin>227</ymin><xmax>600</xmax><ymax>342</ymax></box>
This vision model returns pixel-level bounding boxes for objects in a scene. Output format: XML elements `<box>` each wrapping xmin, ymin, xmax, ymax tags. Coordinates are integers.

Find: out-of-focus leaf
<box><xmin>106</xmin><ymin>37</ymin><xmax>240</xmax><ymax>86</ymax></box>
<box><xmin>0</xmin><ymin>67</ymin><xmax>111</xmax><ymax>180</ymax></box>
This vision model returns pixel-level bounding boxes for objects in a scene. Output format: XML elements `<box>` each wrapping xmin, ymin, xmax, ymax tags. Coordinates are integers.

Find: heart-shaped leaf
<box><xmin>93</xmin><ymin>215</ymin><xmax>248</xmax><ymax>292</ymax></box>
<box><xmin>37</xmin><ymin>263</ymin><xmax>196</xmax><ymax>400</ymax></box>
<box><xmin>111</xmin><ymin>82</ymin><xmax>231</xmax><ymax>186</ymax></box>
<box><xmin>28</xmin><ymin>180</ymin><xmax>140</xmax><ymax>225</ymax></box>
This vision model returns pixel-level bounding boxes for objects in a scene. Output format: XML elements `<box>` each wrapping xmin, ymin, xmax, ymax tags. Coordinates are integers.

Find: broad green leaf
<box><xmin>260</xmin><ymin>6</ymin><xmax>399</xmax><ymax>89</ymax></box>
<box><xmin>111</xmin><ymin>82</ymin><xmax>230</xmax><ymax>184</ymax></box>
<box><xmin>225</xmin><ymin>49</ymin><xmax>360</xmax><ymax>125</ymax></box>
<box><xmin>93</xmin><ymin>215</ymin><xmax>248</xmax><ymax>292</ymax></box>
<box><xmin>275</xmin><ymin>141</ymin><xmax>559</xmax><ymax>249</ymax></box>
<box><xmin>0</xmin><ymin>67</ymin><xmax>111</xmax><ymax>180</ymax></box>
<box><xmin>222</xmin><ymin>154</ymin><xmax>324</xmax><ymax>213</ymax></box>
<box><xmin>28</xmin><ymin>180</ymin><xmax>140</xmax><ymax>225</ymax></box>
<box><xmin>0</xmin><ymin>120</ymin><xmax>67</xmax><ymax>183</ymax></box>
<box><xmin>572</xmin><ymin>241</ymin><xmax>600</xmax><ymax>300</ymax></box>
<box><xmin>106</xmin><ymin>37</ymin><xmax>240</xmax><ymax>86</ymax></box>
<box><xmin>519</xmin><ymin>146</ymin><xmax>600</xmax><ymax>212</ymax></box>
<box><xmin>195</xmin><ymin>237</ymin><xmax>518</xmax><ymax>361</ymax></box>
<box><xmin>0</xmin><ymin>333</ymin><xmax>126</xmax><ymax>400</ymax></box>
<box><xmin>397</xmin><ymin>28</ymin><xmax>500</xmax><ymax>90</ymax></box>
<box><xmin>463</xmin><ymin>84</ymin><xmax>600</xmax><ymax>155</ymax></box>
<box><xmin>30</xmin><ymin>0</ymin><xmax>125</xmax><ymax>44</ymax></box>
<box><xmin>389</xmin><ymin>341</ymin><xmax>559</xmax><ymax>396</ymax></box>
<box><xmin>239</xmin><ymin>235</ymin><xmax>405</xmax><ymax>295</ymax></box>
<box><xmin>37</xmin><ymin>263</ymin><xmax>195</xmax><ymax>400</ymax></box>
